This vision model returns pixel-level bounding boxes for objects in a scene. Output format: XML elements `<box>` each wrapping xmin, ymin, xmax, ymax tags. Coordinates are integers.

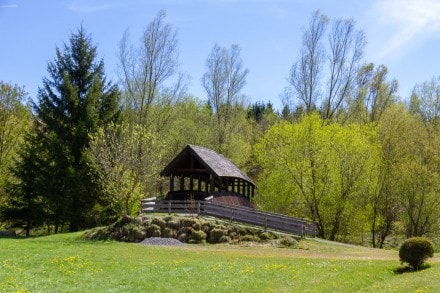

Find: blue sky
<box><xmin>1</xmin><ymin>0</ymin><xmax>440</xmax><ymax>110</ymax></box>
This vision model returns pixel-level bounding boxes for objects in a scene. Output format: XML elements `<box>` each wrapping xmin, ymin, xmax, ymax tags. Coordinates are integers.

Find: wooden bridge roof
<box><xmin>161</xmin><ymin>144</ymin><xmax>256</xmax><ymax>186</ymax></box>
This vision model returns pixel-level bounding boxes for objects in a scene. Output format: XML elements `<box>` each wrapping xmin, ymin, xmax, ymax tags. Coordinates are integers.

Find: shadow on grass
<box><xmin>394</xmin><ymin>263</ymin><xmax>431</xmax><ymax>274</ymax></box>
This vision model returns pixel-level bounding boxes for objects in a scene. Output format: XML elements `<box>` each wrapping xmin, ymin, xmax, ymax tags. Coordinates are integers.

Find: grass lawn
<box><xmin>0</xmin><ymin>232</ymin><xmax>438</xmax><ymax>292</ymax></box>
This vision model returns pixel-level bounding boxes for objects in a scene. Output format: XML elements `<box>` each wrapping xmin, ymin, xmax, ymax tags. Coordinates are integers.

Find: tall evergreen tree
<box><xmin>18</xmin><ymin>27</ymin><xmax>119</xmax><ymax>232</ymax></box>
<box><xmin>1</xmin><ymin>131</ymin><xmax>46</xmax><ymax>236</ymax></box>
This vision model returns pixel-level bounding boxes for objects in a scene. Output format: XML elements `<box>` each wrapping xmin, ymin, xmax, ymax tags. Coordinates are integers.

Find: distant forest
<box><xmin>1</xmin><ymin>10</ymin><xmax>439</xmax><ymax>247</ymax></box>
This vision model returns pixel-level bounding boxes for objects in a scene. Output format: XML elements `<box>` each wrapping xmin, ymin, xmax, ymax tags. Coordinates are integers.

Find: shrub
<box><xmin>200</xmin><ymin>223</ymin><xmax>211</xmax><ymax>233</ymax></box>
<box><xmin>83</xmin><ymin>227</ymin><xmax>109</xmax><ymax>241</ymax></box>
<box><xmin>399</xmin><ymin>237</ymin><xmax>434</xmax><ymax>270</ymax></box>
<box><xmin>177</xmin><ymin>233</ymin><xmax>188</xmax><ymax>243</ymax></box>
<box><xmin>192</xmin><ymin>222</ymin><xmax>201</xmax><ymax>231</ymax></box>
<box><xmin>190</xmin><ymin>230</ymin><xmax>207</xmax><ymax>243</ymax></box>
<box><xmin>209</xmin><ymin>229</ymin><xmax>227</xmax><ymax>243</ymax></box>
<box><xmin>163</xmin><ymin>215</ymin><xmax>174</xmax><ymax>222</ymax></box>
<box><xmin>279</xmin><ymin>236</ymin><xmax>298</xmax><ymax>248</ymax></box>
<box><xmin>259</xmin><ymin>232</ymin><xmax>275</xmax><ymax>242</ymax></box>
<box><xmin>240</xmin><ymin>235</ymin><xmax>256</xmax><ymax>242</ymax></box>
<box><xmin>147</xmin><ymin>224</ymin><xmax>161</xmax><ymax>238</ymax></box>
<box><xmin>181</xmin><ymin>218</ymin><xmax>198</xmax><ymax>228</ymax></box>
<box><xmin>219</xmin><ymin>235</ymin><xmax>231</xmax><ymax>243</ymax></box>
<box><xmin>228</xmin><ymin>231</ymin><xmax>238</xmax><ymax>240</ymax></box>
<box><xmin>166</xmin><ymin>219</ymin><xmax>181</xmax><ymax>230</ymax></box>
<box><xmin>133</xmin><ymin>227</ymin><xmax>146</xmax><ymax>241</ymax></box>
<box><xmin>151</xmin><ymin>218</ymin><xmax>166</xmax><ymax>231</ymax></box>
<box><xmin>163</xmin><ymin>227</ymin><xmax>175</xmax><ymax>238</ymax></box>
<box><xmin>120</xmin><ymin>215</ymin><xmax>139</xmax><ymax>225</ymax></box>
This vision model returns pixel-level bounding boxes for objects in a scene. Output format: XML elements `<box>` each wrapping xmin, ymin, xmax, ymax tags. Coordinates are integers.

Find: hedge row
<box><xmin>83</xmin><ymin>214</ymin><xmax>298</xmax><ymax>247</ymax></box>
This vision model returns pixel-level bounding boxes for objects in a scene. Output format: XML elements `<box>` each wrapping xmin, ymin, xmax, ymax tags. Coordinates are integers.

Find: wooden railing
<box><xmin>141</xmin><ymin>199</ymin><xmax>317</xmax><ymax>237</ymax></box>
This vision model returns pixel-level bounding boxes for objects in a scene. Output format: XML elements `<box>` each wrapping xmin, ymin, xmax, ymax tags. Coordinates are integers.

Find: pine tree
<box><xmin>25</xmin><ymin>27</ymin><xmax>119</xmax><ymax>232</ymax></box>
<box><xmin>2</xmin><ymin>131</ymin><xmax>46</xmax><ymax>236</ymax></box>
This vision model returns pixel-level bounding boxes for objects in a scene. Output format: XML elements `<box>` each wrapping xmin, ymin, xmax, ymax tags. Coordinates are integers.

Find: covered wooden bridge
<box><xmin>143</xmin><ymin>144</ymin><xmax>317</xmax><ymax>237</ymax></box>
<box><xmin>160</xmin><ymin>144</ymin><xmax>256</xmax><ymax>208</ymax></box>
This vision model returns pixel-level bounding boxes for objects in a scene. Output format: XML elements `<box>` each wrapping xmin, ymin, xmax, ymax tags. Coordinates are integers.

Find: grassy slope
<box><xmin>0</xmin><ymin>233</ymin><xmax>438</xmax><ymax>292</ymax></box>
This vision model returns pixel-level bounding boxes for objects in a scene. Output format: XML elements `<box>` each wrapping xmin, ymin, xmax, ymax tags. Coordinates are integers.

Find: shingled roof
<box><xmin>161</xmin><ymin>144</ymin><xmax>256</xmax><ymax>186</ymax></box>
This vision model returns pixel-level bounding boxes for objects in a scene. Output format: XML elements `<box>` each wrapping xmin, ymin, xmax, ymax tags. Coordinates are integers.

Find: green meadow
<box><xmin>1</xmin><ymin>233</ymin><xmax>438</xmax><ymax>292</ymax></box>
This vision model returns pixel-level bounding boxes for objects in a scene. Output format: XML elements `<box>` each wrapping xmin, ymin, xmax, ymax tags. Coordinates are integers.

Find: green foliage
<box><xmin>147</xmin><ymin>224</ymin><xmax>161</xmax><ymax>238</ymax></box>
<box><xmin>163</xmin><ymin>227</ymin><xmax>176</xmax><ymax>238</ymax></box>
<box><xmin>166</xmin><ymin>218</ymin><xmax>181</xmax><ymax>230</ymax></box>
<box><xmin>239</xmin><ymin>235</ymin><xmax>257</xmax><ymax>242</ymax></box>
<box><xmin>89</xmin><ymin>122</ymin><xmax>162</xmax><ymax>217</ymax></box>
<box><xmin>399</xmin><ymin>237</ymin><xmax>434</xmax><ymax>270</ymax></box>
<box><xmin>255</xmin><ymin>113</ymin><xmax>380</xmax><ymax>241</ymax></box>
<box><xmin>279</xmin><ymin>236</ymin><xmax>299</xmax><ymax>248</ymax></box>
<box><xmin>259</xmin><ymin>232</ymin><xmax>275</xmax><ymax>242</ymax></box>
<box><xmin>0</xmin><ymin>82</ymin><xmax>31</xmax><ymax>190</ymax></box>
<box><xmin>151</xmin><ymin>218</ymin><xmax>166</xmax><ymax>232</ymax></box>
<box><xmin>0</xmin><ymin>82</ymin><xmax>33</xmax><ymax>233</ymax></box>
<box><xmin>84</xmin><ymin>215</ymin><xmax>292</xmax><ymax>245</ymax></box>
<box><xmin>209</xmin><ymin>228</ymin><xmax>227</xmax><ymax>243</ymax></box>
<box><xmin>190</xmin><ymin>230</ymin><xmax>207</xmax><ymax>243</ymax></box>
<box><xmin>13</xmin><ymin>27</ymin><xmax>121</xmax><ymax>232</ymax></box>
<box><xmin>219</xmin><ymin>235</ymin><xmax>231</xmax><ymax>243</ymax></box>
<box><xmin>1</xmin><ymin>131</ymin><xmax>46</xmax><ymax>236</ymax></box>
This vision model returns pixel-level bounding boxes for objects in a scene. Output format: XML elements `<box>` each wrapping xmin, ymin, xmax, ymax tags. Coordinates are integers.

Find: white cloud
<box><xmin>373</xmin><ymin>0</ymin><xmax>440</xmax><ymax>60</ymax></box>
<box><xmin>68</xmin><ymin>1</ymin><xmax>116</xmax><ymax>14</ymax></box>
<box><xmin>0</xmin><ymin>4</ymin><xmax>18</xmax><ymax>8</ymax></box>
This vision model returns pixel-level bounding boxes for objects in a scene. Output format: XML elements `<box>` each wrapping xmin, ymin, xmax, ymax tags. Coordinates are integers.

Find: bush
<box><xmin>259</xmin><ymin>232</ymin><xmax>275</xmax><ymax>242</ymax></box>
<box><xmin>133</xmin><ymin>227</ymin><xmax>146</xmax><ymax>241</ymax></box>
<box><xmin>200</xmin><ymin>223</ymin><xmax>211</xmax><ymax>233</ymax></box>
<box><xmin>177</xmin><ymin>233</ymin><xmax>188</xmax><ymax>243</ymax></box>
<box><xmin>83</xmin><ymin>227</ymin><xmax>109</xmax><ymax>241</ymax></box>
<box><xmin>163</xmin><ymin>227</ymin><xmax>176</xmax><ymax>238</ymax></box>
<box><xmin>147</xmin><ymin>224</ymin><xmax>161</xmax><ymax>238</ymax></box>
<box><xmin>192</xmin><ymin>222</ymin><xmax>201</xmax><ymax>231</ymax></box>
<box><xmin>190</xmin><ymin>230</ymin><xmax>207</xmax><ymax>243</ymax></box>
<box><xmin>151</xmin><ymin>218</ymin><xmax>166</xmax><ymax>232</ymax></box>
<box><xmin>279</xmin><ymin>236</ymin><xmax>298</xmax><ymax>248</ymax></box>
<box><xmin>399</xmin><ymin>237</ymin><xmax>434</xmax><ymax>270</ymax></box>
<box><xmin>219</xmin><ymin>235</ymin><xmax>231</xmax><ymax>243</ymax></box>
<box><xmin>181</xmin><ymin>218</ymin><xmax>198</xmax><ymax>228</ymax></box>
<box><xmin>166</xmin><ymin>219</ymin><xmax>181</xmax><ymax>230</ymax></box>
<box><xmin>209</xmin><ymin>228</ymin><xmax>227</xmax><ymax>243</ymax></box>
<box><xmin>239</xmin><ymin>235</ymin><xmax>257</xmax><ymax>242</ymax></box>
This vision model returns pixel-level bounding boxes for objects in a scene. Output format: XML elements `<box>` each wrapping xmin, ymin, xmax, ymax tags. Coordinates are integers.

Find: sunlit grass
<box><xmin>0</xmin><ymin>233</ymin><xmax>439</xmax><ymax>292</ymax></box>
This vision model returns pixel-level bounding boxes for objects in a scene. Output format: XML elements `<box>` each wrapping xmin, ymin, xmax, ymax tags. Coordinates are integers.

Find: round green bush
<box><xmin>147</xmin><ymin>224</ymin><xmax>161</xmax><ymax>238</ymax></box>
<box><xmin>151</xmin><ymin>218</ymin><xmax>166</xmax><ymax>231</ymax></box>
<box><xmin>219</xmin><ymin>235</ymin><xmax>231</xmax><ymax>243</ymax></box>
<box><xmin>181</xmin><ymin>218</ymin><xmax>198</xmax><ymax>228</ymax></box>
<box><xmin>189</xmin><ymin>230</ymin><xmax>207</xmax><ymax>243</ymax></box>
<box><xmin>399</xmin><ymin>237</ymin><xmax>434</xmax><ymax>270</ymax></box>
<box><xmin>279</xmin><ymin>236</ymin><xmax>298</xmax><ymax>248</ymax></box>
<box><xmin>209</xmin><ymin>228</ymin><xmax>227</xmax><ymax>243</ymax></box>
<box><xmin>163</xmin><ymin>227</ymin><xmax>176</xmax><ymax>238</ymax></box>
<box><xmin>259</xmin><ymin>231</ymin><xmax>275</xmax><ymax>242</ymax></box>
<box><xmin>166</xmin><ymin>219</ymin><xmax>181</xmax><ymax>230</ymax></box>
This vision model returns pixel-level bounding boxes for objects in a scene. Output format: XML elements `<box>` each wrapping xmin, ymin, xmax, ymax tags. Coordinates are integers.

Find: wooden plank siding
<box><xmin>141</xmin><ymin>199</ymin><xmax>317</xmax><ymax>237</ymax></box>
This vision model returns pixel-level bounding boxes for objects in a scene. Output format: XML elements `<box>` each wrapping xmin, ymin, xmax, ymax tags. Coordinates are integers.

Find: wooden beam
<box><xmin>170</xmin><ymin>174</ymin><xmax>174</xmax><ymax>192</ymax></box>
<box><xmin>180</xmin><ymin>175</ymin><xmax>184</xmax><ymax>191</ymax></box>
<box><xmin>210</xmin><ymin>175</ymin><xmax>215</xmax><ymax>194</ymax></box>
<box><xmin>172</xmin><ymin>168</ymin><xmax>208</xmax><ymax>174</ymax></box>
